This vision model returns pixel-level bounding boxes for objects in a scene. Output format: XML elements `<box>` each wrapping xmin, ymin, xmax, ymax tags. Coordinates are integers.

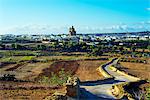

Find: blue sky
<box><xmin>0</xmin><ymin>0</ymin><xmax>150</xmax><ymax>34</ymax></box>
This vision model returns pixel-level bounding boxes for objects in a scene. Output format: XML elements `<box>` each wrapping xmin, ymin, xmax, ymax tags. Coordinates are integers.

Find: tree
<box><xmin>0</xmin><ymin>44</ymin><xmax>5</xmax><ymax>49</ymax></box>
<box><xmin>147</xmin><ymin>45</ymin><xmax>150</xmax><ymax>50</ymax></box>
<box><xmin>12</xmin><ymin>43</ymin><xmax>17</xmax><ymax>49</ymax></box>
<box><xmin>37</xmin><ymin>44</ymin><xmax>46</xmax><ymax>50</ymax></box>
<box><xmin>79</xmin><ymin>42</ymin><xmax>87</xmax><ymax>51</ymax></box>
<box><xmin>51</xmin><ymin>42</ymin><xmax>59</xmax><ymax>49</ymax></box>
<box><xmin>91</xmin><ymin>48</ymin><xmax>103</xmax><ymax>56</ymax></box>
<box><xmin>11</xmin><ymin>43</ymin><xmax>25</xmax><ymax>50</ymax></box>
<box><xmin>130</xmin><ymin>46</ymin><xmax>136</xmax><ymax>52</ymax></box>
<box><xmin>0</xmin><ymin>74</ymin><xmax>16</xmax><ymax>81</ymax></box>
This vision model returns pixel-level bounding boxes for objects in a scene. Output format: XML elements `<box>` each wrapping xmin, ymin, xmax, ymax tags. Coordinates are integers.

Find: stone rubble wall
<box><xmin>66</xmin><ymin>77</ymin><xmax>80</xmax><ymax>99</ymax></box>
<box><xmin>48</xmin><ymin>77</ymin><xmax>80</xmax><ymax>100</ymax></box>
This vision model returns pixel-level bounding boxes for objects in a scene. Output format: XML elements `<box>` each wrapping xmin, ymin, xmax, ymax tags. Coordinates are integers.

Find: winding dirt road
<box><xmin>79</xmin><ymin>58</ymin><xmax>139</xmax><ymax>99</ymax></box>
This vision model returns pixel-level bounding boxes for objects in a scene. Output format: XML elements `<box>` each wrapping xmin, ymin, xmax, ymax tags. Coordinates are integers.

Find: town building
<box><xmin>69</xmin><ymin>26</ymin><xmax>76</xmax><ymax>36</ymax></box>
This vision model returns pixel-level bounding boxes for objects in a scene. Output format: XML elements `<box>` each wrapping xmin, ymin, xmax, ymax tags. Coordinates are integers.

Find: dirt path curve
<box><xmin>79</xmin><ymin>58</ymin><xmax>137</xmax><ymax>99</ymax></box>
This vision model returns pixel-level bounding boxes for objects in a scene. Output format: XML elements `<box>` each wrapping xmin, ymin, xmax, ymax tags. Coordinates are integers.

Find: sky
<box><xmin>0</xmin><ymin>0</ymin><xmax>150</xmax><ymax>34</ymax></box>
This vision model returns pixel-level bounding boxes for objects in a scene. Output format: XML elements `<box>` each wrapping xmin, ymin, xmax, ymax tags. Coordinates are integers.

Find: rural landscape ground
<box><xmin>0</xmin><ymin>31</ymin><xmax>150</xmax><ymax>100</ymax></box>
<box><xmin>0</xmin><ymin>45</ymin><xmax>150</xmax><ymax>100</ymax></box>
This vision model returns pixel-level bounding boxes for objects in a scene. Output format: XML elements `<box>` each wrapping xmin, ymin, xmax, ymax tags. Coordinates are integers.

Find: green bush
<box><xmin>39</xmin><ymin>68</ymin><xmax>71</xmax><ymax>86</ymax></box>
<box><xmin>146</xmin><ymin>87</ymin><xmax>150</xmax><ymax>100</ymax></box>
<box><xmin>130</xmin><ymin>60</ymin><xmax>136</xmax><ymax>63</ymax></box>
<box><xmin>0</xmin><ymin>74</ymin><xmax>16</xmax><ymax>81</ymax></box>
<box><xmin>21</xmin><ymin>56</ymin><xmax>35</xmax><ymax>61</ymax></box>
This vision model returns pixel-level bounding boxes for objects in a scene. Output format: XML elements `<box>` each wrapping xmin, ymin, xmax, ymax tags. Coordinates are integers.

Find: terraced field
<box><xmin>0</xmin><ymin>57</ymin><xmax>107</xmax><ymax>99</ymax></box>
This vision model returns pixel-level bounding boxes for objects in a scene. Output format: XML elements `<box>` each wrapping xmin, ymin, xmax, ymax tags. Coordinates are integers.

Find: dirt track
<box><xmin>80</xmin><ymin>58</ymin><xmax>140</xmax><ymax>99</ymax></box>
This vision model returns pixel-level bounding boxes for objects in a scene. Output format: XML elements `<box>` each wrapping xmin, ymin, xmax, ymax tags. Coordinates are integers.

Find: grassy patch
<box><xmin>39</xmin><ymin>68</ymin><xmax>71</xmax><ymax>86</ymax></box>
<box><xmin>146</xmin><ymin>87</ymin><xmax>150</xmax><ymax>100</ymax></box>
<box><xmin>0</xmin><ymin>56</ymin><xmax>22</xmax><ymax>62</ymax></box>
<box><xmin>0</xmin><ymin>56</ymin><xmax>36</xmax><ymax>62</ymax></box>
<box><xmin>20</xmin><ymin>56</ymin><xmax>35</xmax><ymax>61</ymax></box>
<box><xmin>0</xmin><ymin>50</ymin><xmax>37</xmax><ymax>56</ymax></box>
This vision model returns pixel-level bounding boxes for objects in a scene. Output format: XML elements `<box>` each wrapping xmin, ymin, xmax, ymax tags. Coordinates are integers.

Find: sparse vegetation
<box><xmin>21</xmin><ymin>56</ymin><xmax>35</xmax><ymax>61</ymax></box>
<box><xmin>39</xmin><ymin>68</ymin><xmax>71</xmax><ymax>86</ymax></box>
<box><xmin>0</xmin><ymin>74</ymin><xmax>16</xmax><ymax>81</ymax></box>
<box><xmin>146</xmin><ymin>87</ymin><xmax>150</xmax><ymax>100</ymax></box>
<box><xmin>0</xmin><ymin>33</ymin><xmax>149</xmax><ymax>99</ymax></box>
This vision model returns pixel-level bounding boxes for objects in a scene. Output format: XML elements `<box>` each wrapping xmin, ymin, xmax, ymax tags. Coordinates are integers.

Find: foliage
<box><xmin>0</xmin><ymin>74</ymin><xmax>16</xmax><ymax>81</ymax></box>
<box><xmin>21</xmin><ymin>56</ymin><xmax>35</xmax><ymax>61</ymax></box>
<box><xmin>147</xmin><ymin>46</ymin><xmax>150</xmax><ymax>50</ymax></box>
<box><xmin>146</xmin><ymin>87</ymin><xmax>150</xmax><ymax>100</ymax></box>
<box><xmin>0</xmin><ymin>50</ymin><xmax>37</xmax><ymax>56</ymax></box>
<box><xmin>131</xmin><ymin>88</ymin><xmax>144</xmax><ymax>100</ymax></box>
<box><xmin>0</xmin><ymin>57</ymin><xmax>12</xmax><ymax>62</ymax></box>
<box><xmin>12</xmin><ymin>43</ymin><xmax>26</xmax><ymax>50</ymax></box>
<box><xmin>90</xmin><ymin>47</ymin><xmax>103</xmax><ymax>56</ymax></box>
<box><xmin>37</xmin><ymin>44</ymin><xmax>46</xmax><ymax>50</ymax></box>
<box><xmin>39</xmin><ymin>68</ymin><xmax>71</xmax><ymax>86</ymax></box>
<box><xmin>0</xmin><ymin>56</ymin><xmax>36</xmax><ymax>63</ymax></box>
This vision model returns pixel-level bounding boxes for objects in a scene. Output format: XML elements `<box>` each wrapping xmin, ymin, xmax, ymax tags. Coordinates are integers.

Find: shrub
<box><xmin>0</xmin><ymin>74</ymin><xmax>16</xmax><ymax>81</ymax></box>
<box><xmin>130</xmin><ymin>60</ymin><xmax>136</xmax><ymax>63</ymax></box>
<box><xmin>39</xmin><ymin>68</ymin><xmax>71</xmax><ymax>86</ymax></box>
<box><xmin>146</xmin><ymin>87</ymin><xmax>150</xmax><ymax>100</ymax></box>
<box><xmin>21</xmin><ymin>56</ymin><xmax>35</xmax><ymax>61</ymax></box>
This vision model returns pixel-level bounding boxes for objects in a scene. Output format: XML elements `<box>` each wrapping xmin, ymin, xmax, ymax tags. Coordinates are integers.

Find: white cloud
<box><xmin>147</xmin><ymin>8</ymin><xmax>150</xmax><ymax>11</ymax></box>
<box><xmin>0</xmin><ymin>21</ymin><xmax>150</xmax><ymax>34</ymax></box>
<box><xmin>0</xmin><ymin>24</ymin><xmax>69</xmax><ymax>34</ymax></box>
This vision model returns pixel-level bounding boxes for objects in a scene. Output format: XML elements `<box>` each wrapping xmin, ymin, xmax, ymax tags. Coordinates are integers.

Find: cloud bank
<box><xmin>0</xmin><ymin>21</ymin><xmax>150</xmax><ymax>34</ymax></box>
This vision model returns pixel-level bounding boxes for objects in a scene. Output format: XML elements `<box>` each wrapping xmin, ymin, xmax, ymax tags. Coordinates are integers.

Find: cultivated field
<box><xmin>119</xmin><ymin>58</ymin><xmax>150</xmax><ymax>80</ymax></box>
<box><xmin>75</xmin><ymin>60</ymin><xmax>106</xmax><ymax>81</ymax></box>
<box><xmin>0</xmin><ymin>81</ymin><xmax>65</xmax><ymax>100</ymax></box>
<box><xmin>0</xmin><ymin>52</ymin><xmax>108</xmax><ymax>99</ymax></box>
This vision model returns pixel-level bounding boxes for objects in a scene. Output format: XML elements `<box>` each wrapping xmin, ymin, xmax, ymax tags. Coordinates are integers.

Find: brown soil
<box><xmin>0</xmin><ymin>64</ymin><xmax>17</xmax><ymax>70</ymax></box>
<box><xmin>119</xmin><ymin>59</ymin><xmax>150</xmax><ymax>99</ymax></box>
<box><xmin>0</xmin><ymin>59</ymin><xmax>107</xmax><ymax>99</ymax></box>
<box><xmin>5</xmin><ymin>63</ymin><xmax>26</xmax><ymax>71</ymax></box>
<box><xmin>0</xmin><ymin>81</ymin><xmax>65</xmax><ymax>100</ymax></box>
<box><xmin>120</xmin><ymin>62</ymin><xmax>150</xmax><ymax>80</ymax></box>
<box><xmin>37</xmin><ymin>60</ymin><xmax>79</xmax><ymax>79</ymax></box>
<box><xmin>0</xmin><ymin>62</ymin><xmax>53</xmax><ymax>81</ymax></box>
<box><xmin>75</xmin><ymin>60</ymin><xmax>105</xmax><ymax>81</ymax></box>
<box><xmin>0</xmin><ymin>81</ymin><xmax>61</xmax><ymax>90</ymax></box>
<box><xmin>37</xmin><ymin>60</ymin><xmax>105</xmax><ymax>82</ymax></box>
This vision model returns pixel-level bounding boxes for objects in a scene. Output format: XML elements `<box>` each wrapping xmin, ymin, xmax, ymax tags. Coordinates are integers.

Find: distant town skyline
<box><xmin>0</xmin><ymin>0</ymin><xmax>150</xmax><ymax>34</ymax></box>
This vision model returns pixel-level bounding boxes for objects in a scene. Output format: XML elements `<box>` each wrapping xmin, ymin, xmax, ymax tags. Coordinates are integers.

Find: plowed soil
<box><xmin>37</xmin><ymin>60</ymin><xmax>106</xmax><ymax>81</ymax></box>
<box><xmin>75</xmin><ymin>60</ymin><xmax>106</xmax><ymax>81</ymax></box>
<box><xmin>0</xmin><ymin>59</ymin><xmax>107</xmax><ymax>99</ymax></box>
<box><xmin>0</xmin><ymin>81</ymin><xmax>65</xmax><ymax>100</ymax></box>
<box><xmin>37</xmin><ymin>60</ymin><xmax>79</xmax><ymax>78</ymax></box>
<box><xmin>120</xmin><ymin>61</ymin><xmax>150</xmax><ymax>80</ymax></box>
